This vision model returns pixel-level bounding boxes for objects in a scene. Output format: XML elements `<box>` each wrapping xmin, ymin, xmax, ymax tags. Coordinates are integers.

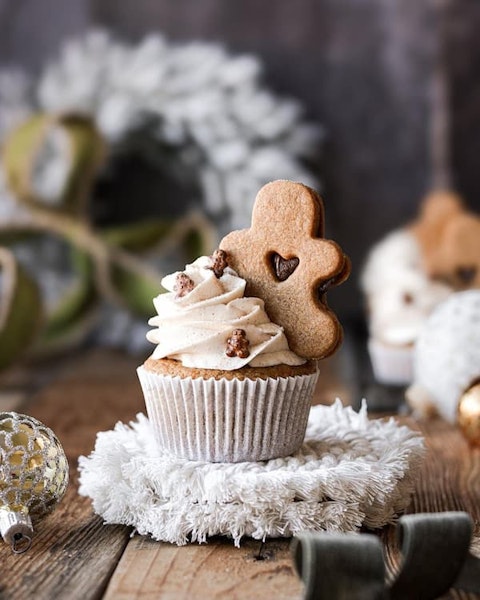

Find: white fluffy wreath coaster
<box><xmin>78</xmin><ymin>400</ymin><xmax>424</xmax><ymax>547</ymax></box>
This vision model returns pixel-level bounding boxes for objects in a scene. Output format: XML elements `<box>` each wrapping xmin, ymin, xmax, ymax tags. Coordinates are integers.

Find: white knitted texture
<box><xmin>78</xmin><ymin>400</ymin><xmax>424</xmax><ymax>547</ymax></box>
<box><xmin>413</xmin><ymin>290</ymin><xmax>480</xmax><ymax>422</ymax></box>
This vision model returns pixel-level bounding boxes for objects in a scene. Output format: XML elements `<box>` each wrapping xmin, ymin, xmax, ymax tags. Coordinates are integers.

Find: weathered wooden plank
<box><xmin>411</xmin><ymin>417</ymin><xmax>480</xmax><ymax>518</ymax></box>
<box><xmin>104</xmin><ymin>535</ymin><xmax>303</xmax><ymax>600</ymax></box>
<box><xmin>0</xmin><ymin>390</ymin><xmax>25</xmax><ymax>411</ymax></box>
<box><xmin>413</xmin><ymin>418</ymin><xmax>480</xmax><ymax>600</ymax></box>
<box><xmin>381</xmin><ymin>415</ymin><xmax>480</xmax><ymax>600</ymax></box>
<box><xmin>0</xmin><ymin>349</ymin><xmax>145</xmax><ymax>600</ymax></box>
<box><xmin>0</xmin><ymin>495</ymin><xmax>129</xmax><ymax>600</ymax></box>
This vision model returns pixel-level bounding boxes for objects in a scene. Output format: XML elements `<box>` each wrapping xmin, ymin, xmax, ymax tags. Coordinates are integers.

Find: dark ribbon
<box><xmin>292</xmin><ymin>512</ymin><xmax>480</xmax><ymax>600</ymax></box>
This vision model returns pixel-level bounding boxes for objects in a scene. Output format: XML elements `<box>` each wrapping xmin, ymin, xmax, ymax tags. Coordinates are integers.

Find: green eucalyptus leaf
<box><xmin>184</xmin><ymin>227</ymin><xmax>208</xmax><ymax>259</ymax></box>
<box><xmin>2</xmin><ymin>112</ymin><xmax>105</xmax><ymax>216</ymax></box>
<box><xmin>2</xmin><ymin>113</ymin><xmax>47</xmax><ymax>203</ymax></box>
<box><xmin>0</xmin><ymin>229</ymin><xmax>35</xmax><ymax>245</ymax></box>
<box><xmin>101</xmin><ymin>220</ymin><xmax>173</xmax><ymax>253</ymax></box>
<box><xmin>59</xmin><ymin>114</ymin><xmax>105</xmax><ymax>215</ymax></box>
<box><xmin>108</xmin><ymin>252</ymin><xmax>163</xmax><ymax>317</ymax></box>
<box><xmin>32</xmin><ymin>306</ymin><xmax>99</xmax><ymax>358</ymax></box>
<box><xmin>0</xmin><ymin>247</ymin><xmax>43</xmax><ymax>370</ymax></box>
<box><xmin>40</xmin><ymin>249</ymin><xmax>97</xmax><ymax>340</ymax></box>
<box><xmin>171</xmin><ymin>212</ymin><xmax>217</xmax><ymax>261</ymax></box>
<box><xmin>100</xmin><ymin>211</ymin><xmax>216</xmax><ymax>259</ymax></box>
<box><xmin>102</xmin><ymin>213</ymin><xmax>217</xmax><ymax>316</ymax></box>
<box><xmin>0</xmin><ymin>226</ymin><xmax>99</xmax><ymax>358</ymax></box>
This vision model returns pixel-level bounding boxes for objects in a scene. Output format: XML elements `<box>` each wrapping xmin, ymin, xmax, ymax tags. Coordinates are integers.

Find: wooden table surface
<box><xmin>0</xmin><ymin>345</ymin><xmax>479</xmax><ymax>600</ymax></box>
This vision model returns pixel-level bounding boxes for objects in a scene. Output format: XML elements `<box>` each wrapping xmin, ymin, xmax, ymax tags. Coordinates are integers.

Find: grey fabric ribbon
<box><xmin>292</xmin><ymin>512</ymin><xmax>480</xmax><ymax>600</ymax></box>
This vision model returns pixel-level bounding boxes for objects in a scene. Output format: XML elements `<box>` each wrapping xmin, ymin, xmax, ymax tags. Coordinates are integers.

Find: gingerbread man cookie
<box><xmin>220</xmin><ymin>180</ymin><xmax>350</xmax><ymax>359</ymax></box>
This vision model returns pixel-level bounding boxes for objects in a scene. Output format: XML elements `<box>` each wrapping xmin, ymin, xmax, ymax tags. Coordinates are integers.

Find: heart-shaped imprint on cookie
<box><xmin>220</xmin><ymin>180</ymin><xmax>350</xmax><ymax>360</ymax></box>
<box><xmin>271</xmin><ymin>253</ymin><xmax>300</xmax><ymax>282</ymax></box>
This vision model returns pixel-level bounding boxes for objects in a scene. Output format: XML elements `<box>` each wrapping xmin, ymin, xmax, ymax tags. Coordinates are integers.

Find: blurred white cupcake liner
<box><xmin>368</xmin><ymin>338</ymin><xmax>414</xmax><ymax>386</ymax></box>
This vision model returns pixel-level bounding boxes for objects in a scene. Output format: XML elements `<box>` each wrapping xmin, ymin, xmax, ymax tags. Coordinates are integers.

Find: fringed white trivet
<box><xmin>78</xmin><ymin>400</ymin><xmax>425</xmax><ymax>546</ymax></box>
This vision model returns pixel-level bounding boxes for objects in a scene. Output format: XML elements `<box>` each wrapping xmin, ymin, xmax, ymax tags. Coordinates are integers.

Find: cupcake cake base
<box><xmin>79</xmin><ymin>400</ymin><xmax>424</xmax><ymax>547</ymax></box>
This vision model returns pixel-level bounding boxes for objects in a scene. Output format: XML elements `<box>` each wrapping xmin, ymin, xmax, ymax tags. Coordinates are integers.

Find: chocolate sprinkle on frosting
<box><xmin>174</xmin><ymin>272</ymin><xmax>195</xmax><ymax>298</ymax></box>
<box><xmin>225</xmin><ymin>328</ymin><xmax>250</xmax><ymax>358</ymax></box>
<box><xmin>209</xmin><ymin>249</ymin><xmax>229</xmax><ymax>278</ymax></box>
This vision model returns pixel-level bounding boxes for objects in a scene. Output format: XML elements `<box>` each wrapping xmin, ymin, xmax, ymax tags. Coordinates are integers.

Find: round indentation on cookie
<box><xmin>270</xmin><ymin>252</ymin><xmax>299</xmax><ymax>282</ymax></box>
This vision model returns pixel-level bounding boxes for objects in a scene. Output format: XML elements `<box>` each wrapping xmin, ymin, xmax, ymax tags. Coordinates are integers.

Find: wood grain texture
<box><xmin>104</xmin><ymin>535</ymin><xmax>303</xmax><ymax>600</ymax></box>
<box><xmin>0</xmin><ymin>390</ymin><xmax>25</xmax><ymax>411</ymax></box>
<box><xmin>411</xmin><ymin>417</ymin><xmax>480</xmax><ymax>518</ymax></box>
<box><xmin>0</xmin><ymin>496</ymin><xmax>129</xmax><ymax>600</ymax></box>
<box><xmin>381</xmin><ymin>415</ymin><xmax>480</xmax><ymax>600</ymax></box>
<box><xmin>0</xmin><ymin>349</ymin><xmax>145</xmax><ymax>600</ymax></box>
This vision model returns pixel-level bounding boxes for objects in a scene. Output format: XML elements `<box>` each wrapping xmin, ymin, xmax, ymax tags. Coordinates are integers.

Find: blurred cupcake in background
<box><xmin>361</xmin><ymin>190</ymin><xmax>480</xmax><ymax>386</ymax></box>
<box><xmin>361</xmin><ymin>229</ymin><xmax>451</xmax><ymax>385</ymax></box>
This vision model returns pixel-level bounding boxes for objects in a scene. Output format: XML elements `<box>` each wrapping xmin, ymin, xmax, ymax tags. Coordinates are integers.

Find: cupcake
<box><xmin>137</xmin><ymin>180</ymin><xmax>350</xmax><ymax>462</ymax></box>
<box><xmin>361</xmin><ymin>229</ymin><xmax>452</xmax><ymax>385</ymax></box>
<box><xmin>360</xmin><ymin>189</ymin><xmax>480</xmax><ymax>385</ymax></box>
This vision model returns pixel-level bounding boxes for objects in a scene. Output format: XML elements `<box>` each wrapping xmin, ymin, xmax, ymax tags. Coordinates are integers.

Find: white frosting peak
<box><xmin>147</xmin><ymin>256</ymin><xmax>305</xmax><ymax>369</ymax></box>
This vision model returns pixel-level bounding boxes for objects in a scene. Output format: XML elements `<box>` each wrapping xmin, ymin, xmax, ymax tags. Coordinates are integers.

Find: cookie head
<box><xmin>430</xmin><ymin>213</ymin><xmax>480</xmax><ymax>288</ymax></box>
<box><xmin>412</xmin><ymin>190</ymin><xmax>480</xmax><ymax>289</ymax></box>
<box><xmin>219</xmin><ymin>180</ymin><xmax>350</xmax><ymax>359</ymax></box>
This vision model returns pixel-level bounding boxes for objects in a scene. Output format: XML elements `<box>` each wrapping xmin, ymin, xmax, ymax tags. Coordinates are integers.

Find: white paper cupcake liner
<box><xmin>137</xmin><ymin>366</ymin><xmax>319</xmax><ymax>462</ymax></box>
<box><xmin>368</xmin><ymin>338</ymin><xmax>414</xmax><ymax>386</ymax></box>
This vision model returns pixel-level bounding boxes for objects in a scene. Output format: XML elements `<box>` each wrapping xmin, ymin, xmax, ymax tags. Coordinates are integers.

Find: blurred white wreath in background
<box><xmin>0</xmin><ymin>30</ymin><xmax>321</xmax><ymax>362</ymax></box>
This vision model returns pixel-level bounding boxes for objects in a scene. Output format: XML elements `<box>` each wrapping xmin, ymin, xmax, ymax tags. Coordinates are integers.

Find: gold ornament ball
<box><xmin>457</xmin><ymin>383</ymin><xmax>480</xmax><ymax>446</ymax></box>
<box><xmin>0</xmin><ymin>412</ymin><xmax>69</xmax><ymax>552</ymax></box>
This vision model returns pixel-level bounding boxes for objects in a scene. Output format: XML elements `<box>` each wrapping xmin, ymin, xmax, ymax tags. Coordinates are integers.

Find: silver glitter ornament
<box><xmin>0</xmin><ymin>412</ymin><xmax>69</xmax><ymax>553</ymax></box>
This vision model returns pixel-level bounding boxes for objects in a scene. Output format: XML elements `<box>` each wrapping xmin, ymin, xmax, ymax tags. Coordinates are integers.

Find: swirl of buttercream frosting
<box><xmin>147</xmin><ymin>256</ymin><xmax>305</xmax><ymax>369</ymax></box>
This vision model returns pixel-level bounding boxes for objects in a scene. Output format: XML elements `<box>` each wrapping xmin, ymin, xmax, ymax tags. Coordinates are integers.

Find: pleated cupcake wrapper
<box><xmin>137</xmin><ymin>366</ymin><xmax>319</xmax><ymax>463</ymax></box>
<box><xmin>368</xmin><ymin>338</ymin><xmax>414</xmax><ymax>386</ymax></box>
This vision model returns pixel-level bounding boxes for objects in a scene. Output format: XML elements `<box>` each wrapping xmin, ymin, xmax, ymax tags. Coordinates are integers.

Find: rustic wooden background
<box><xmin>1</xmin><ymin>0</ymin><xmax>480</xmax><ymax>315</ymax></box>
